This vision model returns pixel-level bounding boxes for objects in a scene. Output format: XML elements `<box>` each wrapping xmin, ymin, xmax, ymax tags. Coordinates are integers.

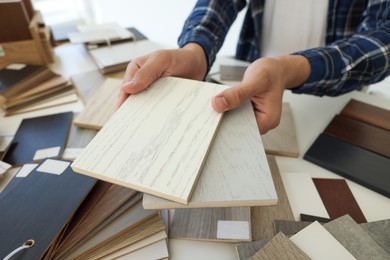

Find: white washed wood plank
<box><xmin>72</xmin><ymin>77</ymin><xmax>228</xmax><ymax>204</ymax></box>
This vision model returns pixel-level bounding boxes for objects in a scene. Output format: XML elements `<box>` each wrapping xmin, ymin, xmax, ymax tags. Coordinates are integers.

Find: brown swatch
<box><xmin>312</xmin><ymin>178</ymin><xmax>367</xmax><ymax>223</ymax></box>
<box><xmin>251</xmin><ymin>155</ymin><xmax>294</xmax><ymax>240</ymax></box>
<box><xmin>324</xmin><ymin>114</ymin><xmax>390</xmax><ymax>158</ymax></box>
<box><xmin>341</xmin><ymin>99</ymin><xmax>390</xmax><ymax>131</ymax></box>
<box><xmin>273</xmin><ymin>220</ymin><xmax>311</xmax><ymax>236</ymax></box>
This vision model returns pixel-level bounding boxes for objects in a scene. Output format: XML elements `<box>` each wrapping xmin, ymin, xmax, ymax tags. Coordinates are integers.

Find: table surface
<box><xmin>1</xmin><ymin>43</ymin><xmax>389</xmax><ymax>260</ymax></box>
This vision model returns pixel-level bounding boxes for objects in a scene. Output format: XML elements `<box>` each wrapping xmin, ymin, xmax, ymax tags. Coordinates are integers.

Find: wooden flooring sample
<box><xmin>324</xmin><ymin>115</ymin><xmax>390</xmax><ymax>158</ymax></box>
<box><xmin>3</xmin><ymin>112</ymin><xmax>73</xmax><ymax>165</ymax></box>
<box><xmin>360</xmin><ymin>219</ymin><xmax>390</xmax><ymax>254</ymax></box>
<box><xmin>236</xmin><ymin>239</ymin><xmax>269</xmax><ymax>260</ymax></box>
<box><xmin>0</xmin><ymin>160</ymin><xmax>96</xmax><ymax>260</ymax></box>
<box><xmin>324</xmin><ymin>215</ymin><xmax>390</xmax><ymax>259</ymax></box>
<box><xmin>312</xmin><ymin>178</ymin><xmax>367</xmax><ymax>223</ymax></box>
<box><xmin>73</xmin><ymin>78</ymin><xmax>121</xmax><ymax>130</ymax></box>
<box><xmin>251</xmin><ymin>155</ymin><xmax>294</xmax><ymax>241</ymax></box>
<box><xmin>143</xmin><ymin>101</ymin><xmax>277</xmax><ymax>209</ymax></box>
<box><xmin>341</xmin><ymin>99</ymin><xmax>390</xmax><ymax>131</ymax></box>
<box><xmin>170</xmin><ymin>207</ymin><xmax>251</xmax><ymax>242</ymax></box>
<box><xmin>261</xmin><ymin>103</ymin><xmax>299</xmax><ymax>157</ymax></box>
<box><xmin>65</xmin><ymin>114</ymin><xmax>98</xmax><ymax>148</ymax></box>
<box><xmin>273</xmin><ymin>220</ymin><xmax>311</xmax><ymax>236</ymax></box>
<box><xmin>252</xmin><ymin>232</ymin><xmax>310</xmax><ymax>260</ymax></box>
<box><xmin>290</xmin><ymin>221</ymin><xmax>356</xmax><ymax>259</ymax></box>
<box><xmin>72</xmin><ymin>76</ymin><xmax>228</xmax><ymax>204</ymax></box>
<box><xmin>304</xmin><ymin>133</ymin><xmax>390</xmax><ymax>198</ymax></box>
<box><xmin>109</xmin><ymin>239</ymin><xmax>168</xmax><ymax>260</ymax></box>
<box><xmin>70</xmin><ymin>69</ymin><xmax>106</xmax><ymax>104</ymax></box>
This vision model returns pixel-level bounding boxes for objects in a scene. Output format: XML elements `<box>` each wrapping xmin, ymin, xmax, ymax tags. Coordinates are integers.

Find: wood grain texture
<box><xmin>65</xmin><ymin>114</ymin><xmax>98</xmax><ymax>148</ymax></box>
<box><xmin>273</xmin><ymin>220</ymin><xmax>311</xmax><ymax>236</ymax></box>
<box><xmin>70</xmin><ymin>69</ymin><xmax>106</xmax><ymax>104</ymax></box>
<box><xmin>313</xmin><ymin>178</ymin><xmax>367</xmax><ymax>223</ymax></box>
<box><xmin>0</xmin><ymin>160</ymin><xmax>96</xmax><ymax>259</ymax></box>
<box><xmin>324</xmin><ymin>114</ymin><xmax>390</xmax><ymax>158</ymax></box>
<box><xmin>341</xmin><ymin>99</ymin><xmax>390</xmax><ymax>131</ymax></box>
<box><xmin>261</xmin><ymin>103</ymin><xmax>299</xmax><ymax>157</ymax></box>
<box><xmin>170</xmin><ymin>207</ymin><xmax>251</xmax><ymax>242</ymax></box>
<box><xmin>143</xmin><ymin>101</ymin><xmax>277</xmax><ymax>209</ymax></box>
<box><xmin>360</xmin><ymin>219</ymin><xmax>390</xmax><ymax>254</ymax></box>
<box><xmin>251</xmin><ymin>232</ymin><xmax>310</xmax><ymax>260</ymax></box>
<box><xmin>251</xmin><ymin>155</ymin><xmax>294</xmax><ymax>241</ymax></box>
<box><xmin>3</xmin><ymin>112</ymin><xmax>73</xmax><ymax>165</ymax></box>
<box><xmin>72</xmin><ymin>76</ymin><xmax>228</xmax><ymax>204</ymax></box>
<box><xmin>236</xmin><ymin>239</ymin><xmax>269</xmax><ymax>260</ymax></box>
<box><xmin>324</xmin><ymin>215</ymin><xmax>390</xmax><ymax>259</ymax></box>
<box><xmin>73</xmin><ymin>78</ymin><xmax>122</xmax><ymax>130</ymax></box>
<box><xmin>304</xmin><ymin>133</ymin><xmax>390</xmax><ymax>198</ymax></box>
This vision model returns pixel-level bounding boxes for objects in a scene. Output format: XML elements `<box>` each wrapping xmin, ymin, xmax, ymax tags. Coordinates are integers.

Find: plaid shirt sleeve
<box><xmin>178</xmin><ymin>0</ymin><xmax>247</xmax><ymax>72</ymax></box>
<box><xmin>292</xmin><ymin>0</ymin><xmax>390</xmax><ymax>96</ymax></box>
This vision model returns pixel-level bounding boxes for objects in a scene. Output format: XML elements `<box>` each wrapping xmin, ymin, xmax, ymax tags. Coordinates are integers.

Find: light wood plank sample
<box><xmin>73</xmin><ymin>78</ymin><xmax>122</xmax><ymax>130</ymax></box>
<box><xmin>324</xmin><ymin>215</ymin><xmax>390</xmax><ymax>259</ymax></box>
<box><xmin>252</xmin><ymin>232</ymin><xmax>310</xmax><ymax>260</ymax></box>
<box><xmin>143</xmin><ymin>101</ymin><xmax>277</xmax><ymax>209</ymax></box>
<box><xmin>65</xmin><ymin>113</ymin><xmax>98</xmax><ymax>148</ymax></box>
<box><xmin>236</xmin><ymin>239</ymin><xmax>269</xmax><ymax>260</ymax></box>
<box><xmin>290</xmin><ymin>221</ymin><xmax>356</xmax><ymax>260</ymax></box>
<box><xmin>170</xmin><ymin>207</ymin><xmax>251</xmax><ymax>242</ymax></box>
<box><xmin>251</xmin><ymin>155</ymin><xmax>294</xmax><ymax>241</ymax></box>
<box><xmin>261</xmin><ymin>103</ymin><xmax>299</xmax><ymax>157</ymax></box>
<box><xmin>70</xmin><ymin>69</ymin><xmax>106</xmax><ymax>104</ymax></box>
<box><xmin>360</xmin><ymin>219</ymin><xmax>390</xmax><ymax>254</ymax></box>
<box><xmin>72</xmin><ymin>76</ymin><xmax>228</xmax><ymax>204</ymax></box>
<box><xmin>114</xmin><ymin>239</ymin><xmax>169</xmax><ymax>260</ymax></box>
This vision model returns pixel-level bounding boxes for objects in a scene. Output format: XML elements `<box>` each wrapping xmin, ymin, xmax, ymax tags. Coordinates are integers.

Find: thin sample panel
<box><xmin>360</xmin><ymin>219</ymin><xmax>390</xmax><ymax>254</ymax></box>
<box><xmin>72</xmin><ymin>77</ymin><xmax>228</xmax><ymax>204</ymax></box>
<box><xmin>324</xmin><ymin>115</ymin><xmax>390</xmax><ymax>158</ymax></box>
<box><xmin>300</xmin><ymin>214</ymin><xmax>332</xmax><ymax>223</ymax></box>
<box><xmin>304</xmin><ymin>133</ymin><xmax>390</xmax><ymax>198</ymax></box>
<box><xmin>324</xmin><ymin>215</ymin><xmax>389</xmax><ymax>259</ymax></box>
<box><xmin>252</xmin><ymin>232</ymin><xmax>310</xmax><ymax>260</ymax></box>
<box><xmin>262</xmin><ymin>103</ymin><xmax>299</xmax><ymax>157</ymax></box>
<box><xmin>143</xmin><ymin>101</ymin><xmax>277</xmax><ymax>209</ymax></box>
<box><xmin>0</xmin><ymin>160</ymin><xmax>96</xmax><ymax>259</ymax></box>
<box><xmin>236</xmin><ymin>239</ymin><xmax>269</xmax><ymax>260</ymax></box>
<box><xmin>73</xmin><ymin>78</ymin><xmax>122</xmax><ymax>130</ymax></box>
<box><xmin>341</xmin><ymin>99</ymin><xmax>390</xmax><ymax>131</ymax></box>
<box><xmin>65</xmin><ymin>114</ymin><xmax>98</xmax><ymax>148</ymax></box>
<box><xmin>251</xmin><ymin>155</ymin><xmax>294</xmax><ymax>240</ymax></box>
<box><xmin>70</xmin><ymin>69</ymin><xmax>106</xmax><ymax>104</ymax></box>
<box><xmin>313</xmin><ymin>178</ymin><xmax>367</xmax><ymax>223</ymax></box>
<box><xmin>170</xmin><ymin>207</ymin><xmax>251</xmax><ymax>242</ymax></box>
<box><xmin>114</xmin><ymin>240</ymin><xmax>169</xmax><ymax>260</ymax></box>
<box><xmin>3</xmin><ymin>112</ymin><xmax>73</xmax><ymax>165</ymax></box>
<box><xmin>273</xmin><ymin>220</ymin><xmax>311</xmax><ymax>236</ymax></box>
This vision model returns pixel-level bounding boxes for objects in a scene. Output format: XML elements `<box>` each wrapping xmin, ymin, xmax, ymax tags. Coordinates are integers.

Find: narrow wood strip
<box><xmin>304</xmin><ymin>133</ymin><xmax>390</xmax><ymax>198</ymax></box>
<box><xmin>251</xmin><ymin>155</ymin><xmax>294</xmax><ymax>240</ymax></box>
<box><xmin>324</xmin><ymin>114</ymin><xmax>390</xmax><ymax>158</ymax></box>
<box><xmin>341</xmin><ymin>99</ymin><xmax>390</xmax><ymax>131</ymax></box>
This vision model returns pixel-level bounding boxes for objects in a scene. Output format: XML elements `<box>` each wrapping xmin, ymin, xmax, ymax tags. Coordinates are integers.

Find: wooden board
<box><xmin>312</xmin><ymin>178</ymin><xmax>367</xmax><ymax>223</ymax></box>
<box><xmin>360</xmin><ymin>219</ymin><xmax>390</xmax><ymax>254</ymax></box>
<box><xmin>324</xmin><ymin>114</ymin><xmax>390</xmax><ymax>158</ymax></box>
<box><xmin>73</xmin><ymin>78</ymin><xmax>122</xmax><ymax>130</ymax></box>
<box><xmin>262</xmin><ymin>103</ymin><xmax>299</xmax><ymax>157</ymax></box>
<box><xmin>70</xmin><ymin>69</ymin><xmax>106</xmax><ymax>104</ymax></box>
<box><xmin>251</xmin><ymin>155</ymin><xmax>294</xmax><ymax>240</ymax></box>
<box><xmin>290</xmin><ymin>221</ymin><xmax>356</xmax><ymax>260</ymax></box>
<box><xmin>143</xmin><ymin>101</ymin><xmax>277</xmax><ymax>209</ymax></box>
<box><xmin>0</xmin><ymin>160</ymin><xmax>96</xmax><ymax>259</ymax></box>
<box><xmin>113</xmin><ymin>239</ymin><xmax>169</xmax><ymax>260</ymax></box>
<box><xmin>65</xmin><ymin>114</ymin><xmax>98</xmax><ymax>148</ymax></box>
<box><xmin>304</xmin><ymin>133</ymin><xmax>390</xmax><ymax>198</ymax></box>
<box><xmin>341</xmin><ymin>99</ymin><xmax>390</xmax><ymax>131</ymax></box>
<box><xmin>252</xmin><ymin>232</ymin><xmax>310</xmax><ymax>260</ymax></box>
<box><xmin>0</xmin><ymin>1</ymin><xmax>31</xmax><ymax>42</ymax></box>
<box><xmin>72</xmin><ymin>76</ymin><xmax>228</xmax><ymax>204</ymax></box>
<box><xmin>273</xmin><ymin>220</ymin><xmax>311</xmax><ymax>236</ymax></box>
<box><xmin>236</xmin><ymin>239</ymin><xmax>269</xmax><ymax>260</ymax></box>
<box><xmin>324</xmin><ymin>215</ymin><xmax>390</xmax><ymax>259</ymax></box>
<box><xmin>3</xmin><ymin>112</ymin><xmax>73</xmax><ymax>165</ymax></box>
<box><xmin>170</xmin><ymin>207</ymin><xmax>251</xmax><ymax>242</ymax></box>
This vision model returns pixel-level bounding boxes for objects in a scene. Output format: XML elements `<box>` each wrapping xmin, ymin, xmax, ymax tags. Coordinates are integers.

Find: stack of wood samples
<box><xmin>304</xmin><ymin>99</ymin><xmax>390</xmax><ymax>198</ymax></box>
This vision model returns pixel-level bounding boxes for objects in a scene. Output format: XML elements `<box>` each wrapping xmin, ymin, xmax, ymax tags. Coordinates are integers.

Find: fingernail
<box><xmin>215</xmin><ymin>96</ymin><xmax>229</xmax><ymax>110</ymax></box>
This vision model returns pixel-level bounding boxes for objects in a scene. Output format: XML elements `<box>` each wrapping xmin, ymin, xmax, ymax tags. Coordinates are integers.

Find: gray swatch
<box><xmin>273</xmin><ymin>220</ymin><xmax>311</xmax><ymax>236</ymax></box>
<box><xmin>360</xmin><ymin>219</ymin><xmax>390</xmax><ymax>255</ymax></box>
<box><xmin>236</xmin><ymin>239</ymin><xmax>269</xmax><ymax>260</ymax></box>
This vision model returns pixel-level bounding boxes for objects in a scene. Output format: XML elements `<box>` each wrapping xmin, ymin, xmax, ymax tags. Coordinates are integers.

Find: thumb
<box><xmin>212</xmin><ymin>84</ymin><xmax>256</xmax><ymax>112</ymax></box>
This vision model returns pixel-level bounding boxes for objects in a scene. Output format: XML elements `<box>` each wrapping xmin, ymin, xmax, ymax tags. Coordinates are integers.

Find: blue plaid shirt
<box><xmin>178</xmin><ymin>0</ymin><xmax>390</xmax><ymax>96</ymax></box>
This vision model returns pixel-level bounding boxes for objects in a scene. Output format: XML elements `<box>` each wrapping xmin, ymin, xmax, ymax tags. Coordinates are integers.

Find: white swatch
<box><xmin>6</xmin><ymin>63</ymin><xmax>26</xmax><ymax>70</ymax></box>
<box><xmin>33</xmin><ymin>146</ymin><xmax>61</xmax><ymax>161</ymax></box>
<box><xmin>217</xmin><ymin>221</ymin><xmax>250</xmax><ymax>240</ymax></box>
<box><xmin>62</xmin><ymin>148</ymin><xmax>84</xmax><ymax>160</ymax></box>
<box><xmin>36</xmin><ymin>159</ymin><xmax>70</xmax><ymax>175</ymax></box>
<box><xmin>16</xmin><ymin>164</ymin><xmax>38</xmax><ymax>178</ymax></box>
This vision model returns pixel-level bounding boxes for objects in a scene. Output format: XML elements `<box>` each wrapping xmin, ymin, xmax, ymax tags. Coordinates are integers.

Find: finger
<box><xmin>251</xmin><ymin>95</ymin><xmax>282</xmax><ymax>134</ymax></box>
<box><xmin>116</xmin><ymin>89</ymin><xmax>130</xmax><ymax>109</ymax></box>
<box><xmin>212</xmin><ymin>83</ymin><xmax>258</xmax><ymax>112</ymax></box>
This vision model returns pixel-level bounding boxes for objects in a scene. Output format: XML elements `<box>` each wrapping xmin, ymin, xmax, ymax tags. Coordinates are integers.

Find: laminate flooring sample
<box><xmin>252</xmin><ymin>232</ymin><xmax>310</xmax><ymax>260</ymax></box>
<box><xmin>3</xmin><ymin>112</ymin><xmax>73</xmax><ymax>165</ymax></box>
<box><xmin>170</xmin><ymin>207</ymin><xmax>251</xmax><ymax>242</ymax></box>
<box><xmin>304</xmin><ymin>133</ymin><xmax>390</xmax><ymax>198</ymax></box>
<box><xmin>114</xmin><ymin>239</ymin><xmax>169</xmax><ymax>260</ymax></box>
<box><xmin>143</xmin><ymin>101</ymin><xmax>277</xmax><ymax>209</ymax></box>
<box><xmin>236</xmin><ymin>239</ymin><xmax>269</xmax><ymax>260</ymax></box>
<box><xmin>73</xmin><ymin>78</ymin><xmax>122</xmax><ymax>130</ymax></box>
<box><xmin>70</xmin><ymin>69</ymin><xmax>106</xmax><ymax>104</ymax></box>
<box><xmin>324</xmin><ymin>215</ymin><xmax>389</xmax><ymax>259</ymax></box>
<box><xmin>324</xmin><ymin>114</ymin><xmax>390</xmax><ymax>158</ymax></box>
<box><xmin>65</xmin><ymin>114</ymin><xmax>98</xmax><ymax>148</ymax></box>
<box><xmin>290</xmin><ymin>221</ymin><xmax>356</xmax><ymax>260</ymax></box>
<box><xmin>72</xmin><ymin>76</ymin><xmax>229</xmax><ymax>204</ymax></box>
<box><xmin>251</xmin><ymin>156</ymin><xmax>294</xmax><ymax>240</ymax></box>
<box><xmin>313</xmin><ymin>178</ymin><xmax>367</xmax><ymax>223</ymax></box>
<box><xmin>273</xmin><ymin>220</ymin><xmax>311</xmax><ymax>236</ymax></box>
<box><xmin>0</xmin><ymin>160</ymin><xmax>96</xmax><ymax>259</ymax></box>
<box><xmin>341</xmin><ymin>99</ymin><xmax>390</xmax><ymax>131</ymax></box>
<box><xmin>261</xmin><ymin>103</ymin><xmax>299</xmax><ymax>157</ymax></box>
<box><xmin>360</xmin><ymin>219</ymin><xmax>390</xmax><ymax>254</ymax></box>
